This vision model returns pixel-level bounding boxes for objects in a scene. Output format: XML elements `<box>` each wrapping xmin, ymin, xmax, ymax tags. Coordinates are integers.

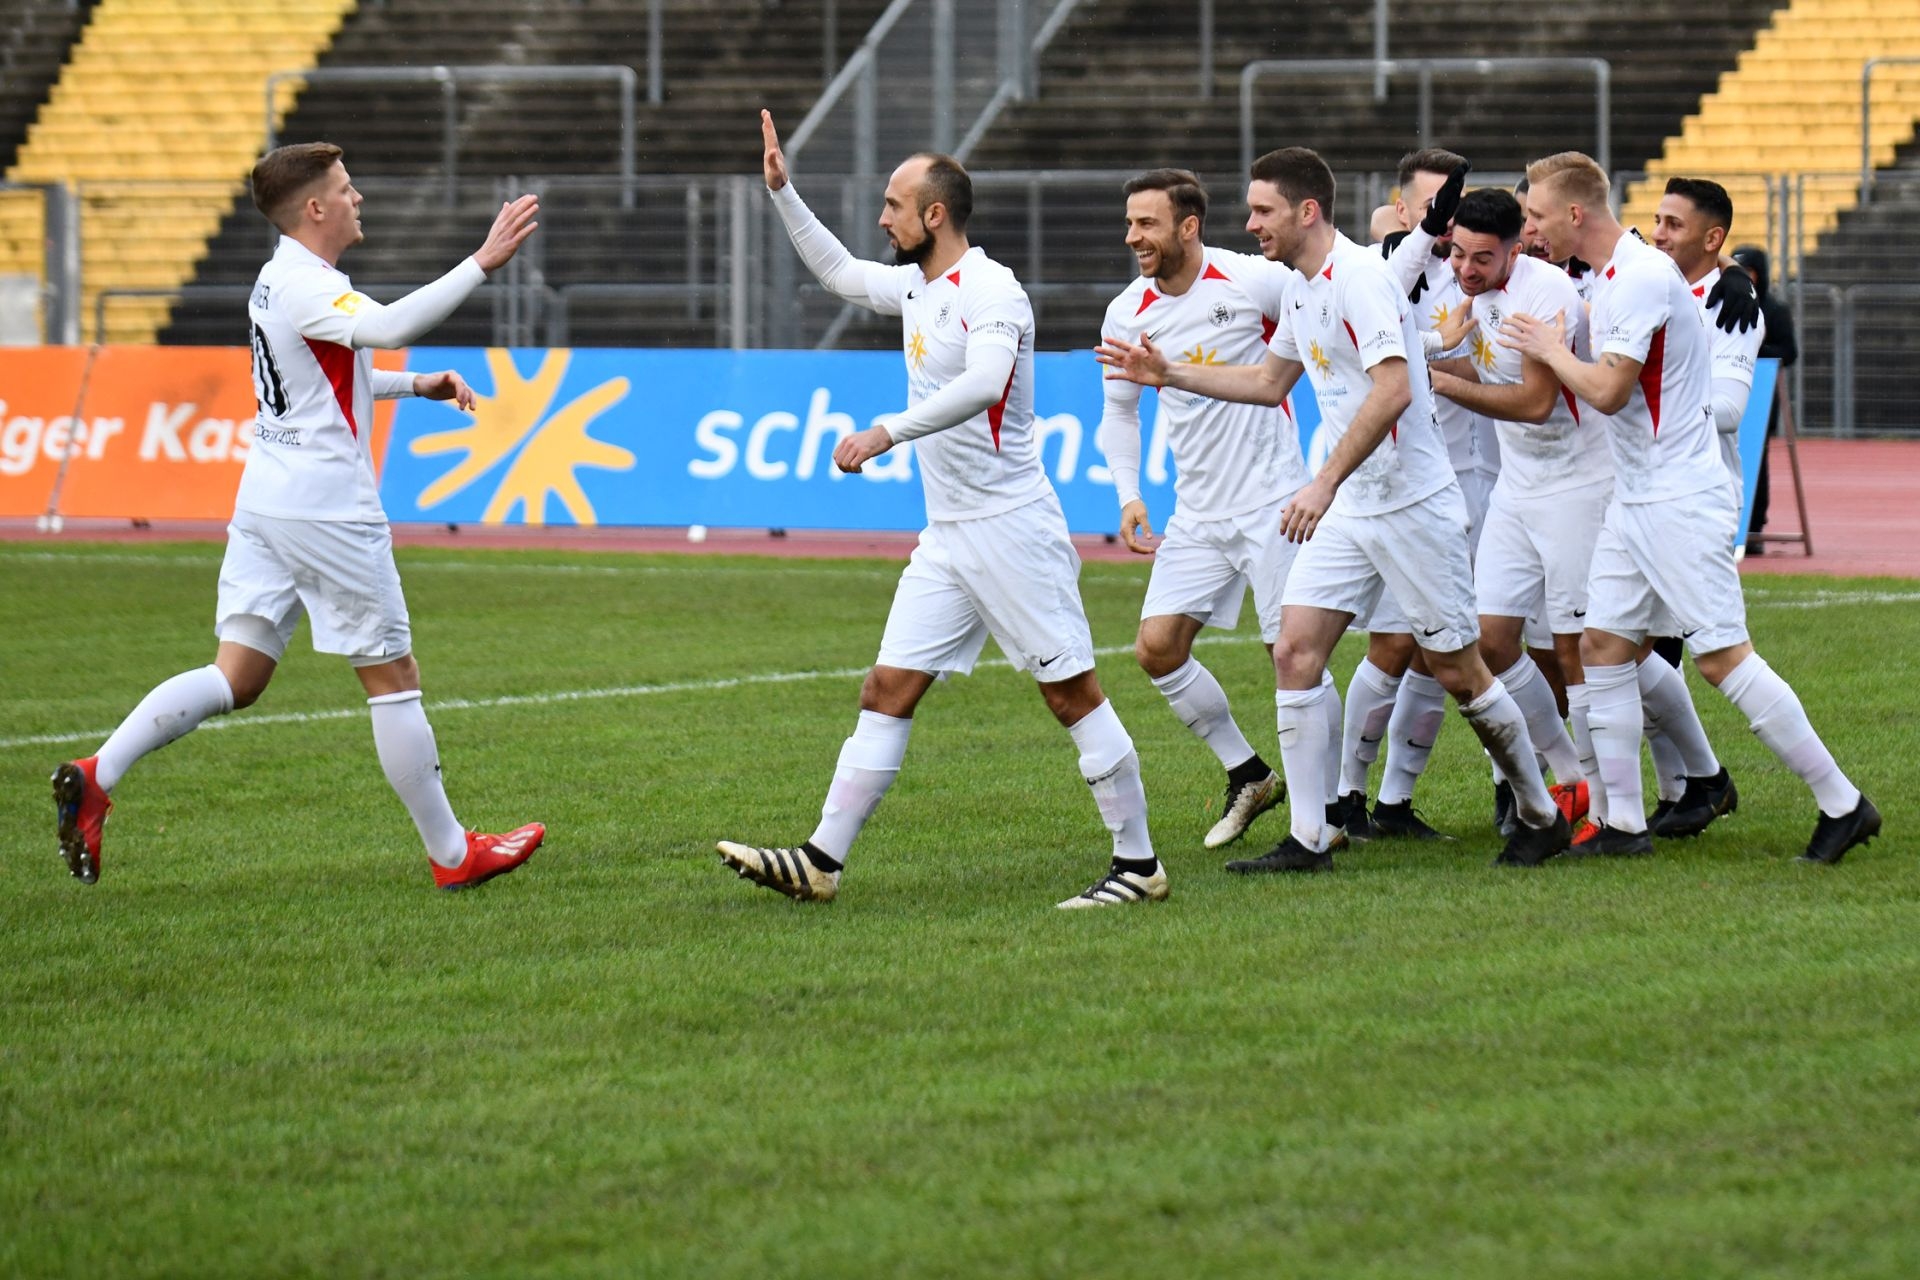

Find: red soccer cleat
<box><xmin>1570</xmin><ymin>817</ymin><xmax>1603</xmax><ymax>848</ymax></box>
<box><xmin>51</xmin><ymin>756</ymin><xmax>112</xmax><ymax>885</ymax></box>
<box><xmin>431</xmin><ymin>822</ymin><xmax>544</xmax><ymax>890</ymax></box>
<box><xmin>1551</xmin><ymin>780</ymin><xmax>1590</xmax><ymax>825</ymax></box>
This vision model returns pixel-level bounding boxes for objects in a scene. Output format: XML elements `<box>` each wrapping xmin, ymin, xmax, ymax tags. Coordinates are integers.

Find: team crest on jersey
<box><xmin>1208</xmin><ymin>303</ymin><xmax>1234</xmax><ymax>327</ymax></box>
<box><xmin>1318</xmin><ymin>302</ymin><xmax>1331</xmax><ymax>327</ymax></box>
<box><xmin>331</xmin><ymin>292</ymin><xmax>364</xmax><ymax>315</ymax></box>
<box><xmin>935</xmin><ymin>301</ymin><xmax>953</xmax><ymax>328</ymax></box>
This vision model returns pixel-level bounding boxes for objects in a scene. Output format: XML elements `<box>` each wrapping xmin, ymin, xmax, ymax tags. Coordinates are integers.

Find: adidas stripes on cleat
<box><xmin>1056</xmin><ymin>863</ymin><xmax>1169</xmax><ymax>909</ymax></box>
<box><xmin>432</xmin><ymin>823</ymin><xmax>545</xmax><ymax>890</ymax></box>
<box><xmin>716</xmin><ymin>841</ymin><xmax>840</xmax><ymax>902</ymax></box>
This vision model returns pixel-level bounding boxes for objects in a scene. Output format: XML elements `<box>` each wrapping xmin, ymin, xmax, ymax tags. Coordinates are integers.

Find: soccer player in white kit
<box><xmin>1426</xmin><ymin>188</ymin><xmax>1607</xmax><ymax>860</ymax></box>
<box><xmin>51</xmin><ymin>143</ymin><xmax>546</xmax><ymax>890</ymax></box>
<box><xmin>716</xmin><ymin>112</ymin><xmax>1162</xmax><ymax>909</ymax></box>
<box><xmin>1101</xmin><ymin>147</ymin><xmax>1572</xmax><ymax>871</ymax></box>
<box><xmin>1503</xmin><ymin>152</ymin><xmax>1879</xmax><ymax>863</ymax></box>
<box><xmin>1095</xmin><ymin>168</ymin><xmax>1331</xmax><ymax>851</ymax></box>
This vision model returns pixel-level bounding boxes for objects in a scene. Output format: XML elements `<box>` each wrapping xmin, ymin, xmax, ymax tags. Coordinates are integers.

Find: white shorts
<box><xmin>1140</xmin><ymin>497</ymin><xmax>1296</xmax><ymax>644</ymax></box>
<box><xmin>1285</xmin><ymin>483</ymin><xmax>1480</xmax><ymax>653</ymax></box>
<box><xmin>877</xmin><ymin>493</ymin><xmax>1097</xmax><ymax>682</ymax></box>
<box><xmin>1476</xmin><ymin>481</ymin><xmax>1611</xmax><ymax>635</ymax></box>
<box><xmin>1459</xmin><ymin>466</ymin><xmax>1499</xmax><ymax>558</ymax></box>
<box><xmin>1585</xmin><ymin>487</ymin><xmax>1749</xmax><ymax>654</ymax></box>
<box><xmin>215</xmin><ymin>509</ymin><xmax>413</xmax><ymax>665</ymax></box>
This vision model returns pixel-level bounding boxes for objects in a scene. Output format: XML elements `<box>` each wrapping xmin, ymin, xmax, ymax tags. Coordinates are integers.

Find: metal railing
<box><xmin>1194</xmin><ymin>0</ymin><xmax>1391</xmax><ymax>99</ymax></box>
<box><xmin>1860</xmin><ymin>57</ymin><xmax>1920</xmax><ymax>200</ymax></box>
<box><xmin>1239</xmin><ymin>57</ymin><xmax>1611</xmax><ymax>177</ymax></box>
<box><xmin>262</xmin><ymin>66</ymin><xmax>641</xmax><ymax>208</ymax></box>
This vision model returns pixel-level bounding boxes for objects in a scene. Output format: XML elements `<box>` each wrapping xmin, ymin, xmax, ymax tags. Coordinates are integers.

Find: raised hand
<box><xmin>1094</xmin><ymin>333</ymin><xmax>1172</xmax><ymax>387</ymax></box>
<box><xmin>761</xmin><ymin>109</ymin><xmax>790</xmax><ymax>192</ymax></box>
<box><xmin>1420</xmin><ymin>160</ymin><xmax>1472</xmax><ymax>237</ymax></box>
<box><xmin>474</xmin><ymin>194</ymin><xmax>539</xmax><ymax>273</ymax></box>
<box><xmin>1706</xmin><ymin>266</ymin><xmax>1760</xmax><ymax>334</ymax></box>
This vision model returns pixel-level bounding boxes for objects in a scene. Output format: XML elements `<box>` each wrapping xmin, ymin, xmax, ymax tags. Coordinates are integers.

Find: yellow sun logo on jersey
<box><xmin>1429</xmin><ymin>301</ymin><xmax>1451</xmax><ymax>329</ymax></box>
<box><xmin>1179</xmin><ymin>344</ymin><xmax>1221</xmax><ymax>365</ymax></box>
<box><xmin>906</xmin><ymin>327</ymin><xmax>929</xmax><ymax>370</ymax></box>
<box><xmin>1470</xmin><ymin>328</ymin><xmax>1497</xmax><ymax>371</ymax></box>
<box><xmin>410</xmin><ymin>349</ymin><xmax>636</xmax><ymax>526</ymax></box>
<box><xmin>1307</xmin><ymin>339</ymin><xmax>1332</xmax><ymax>376</ymax></box>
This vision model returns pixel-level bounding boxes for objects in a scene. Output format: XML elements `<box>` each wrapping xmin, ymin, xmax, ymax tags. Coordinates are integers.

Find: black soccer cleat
<box><xmin>1798</xmin><ymin>795</ymin><xmax>1881</xmax><ymax>865</ymax></box>
<box><xmin>1225</xmin><ymin>835</ymin><xmax>1334</xmax><ymax>875</ymax></box>
<box><xmin>1328</xmin><ymin>791</ymin><xmax>1375</xmax><ymax>841</ymax></box>
<box><xmin>1494</xmin><ymin>811</ymin><xmax>1572</xmax><ymax>867</ymax></box>
<box><xmin>1650</xmin><ymin>767</ymin><xmax>1739</xmax><ymax>839</ymax></box>
<box><xmin>1370</xmin><ymin>800</ymin><xmax>1452</xmax><ymax>841</ymax></box>
<box><xmin>1568</xmin><ymin>824</ymin><xmax>1655</xmax><ymax>858</ymax></box>
<box><xmin>1492</xmin><ymin>780</ymin><xmax>1517</xmax><ymax>839</ymax></box>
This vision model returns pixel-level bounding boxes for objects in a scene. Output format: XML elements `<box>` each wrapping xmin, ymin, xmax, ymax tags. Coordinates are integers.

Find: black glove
<box><xmin>1706</xmin><ymin>265</ymin><xmax>1761</xmax><ymax>334</ymax></box>
<box><xmin>1419</xmin><ymin>160</ymin><xmax>1471</xmax><ymax>237</ymax></box>
<box><xmin>1565</xmin><ymin>255</ymin><xmax>1591</xmax><ymax>279</ymax></box>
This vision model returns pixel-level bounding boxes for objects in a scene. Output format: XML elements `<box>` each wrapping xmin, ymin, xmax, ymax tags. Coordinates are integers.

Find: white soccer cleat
<box><xmin>1203</xmin><ymin>769</ymin><xmax>1284</xmax><ymax>849</ymax></box>
<box><xmin>1056</xmin><ymin>863</ymin><xmax>1169</xmax><ymax>909</ymax></box>
<box><xmin>716</xmin><ymin>840</ymin><xmax>840</xmax><ymax>902</ymax></box>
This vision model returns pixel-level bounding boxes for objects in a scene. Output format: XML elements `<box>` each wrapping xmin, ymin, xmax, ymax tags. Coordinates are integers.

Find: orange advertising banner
<box><xmin>0</xmin><ymin>346</ymin><xmax>404</xmax><ymax>520</ymax></box>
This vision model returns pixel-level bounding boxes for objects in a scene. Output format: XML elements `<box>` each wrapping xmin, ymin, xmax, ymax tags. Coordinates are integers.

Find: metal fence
<box><xmin>13</xmin><ymin>166</ymin><xmax>1920</xmax><ymax>438</ymax></box>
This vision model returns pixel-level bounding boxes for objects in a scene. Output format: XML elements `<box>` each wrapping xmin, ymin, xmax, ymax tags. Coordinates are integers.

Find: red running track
<box><xmin>4</xmin><ymin>437</ymin><xmax>1914</xmax><ymax>579</ymax></box>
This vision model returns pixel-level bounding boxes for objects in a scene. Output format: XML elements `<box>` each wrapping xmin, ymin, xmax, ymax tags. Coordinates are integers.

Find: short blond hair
<box><xmin>1526</xmin><ymin>152</ymin><xmax>1610</xmax><ymax>211</ymax></box>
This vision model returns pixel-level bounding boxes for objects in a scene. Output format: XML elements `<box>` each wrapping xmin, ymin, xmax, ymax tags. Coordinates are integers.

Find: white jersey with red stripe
<box><xmin>1266</xmin><ymin>231</ymin><xmax>1455</xmax><ymax>518</ymax></box>
<box><xmin>1468</xmin><ymin>253</ymin><xmax>1612</xmax><ymax>498</ymax></box>
<box><xmin>881</xmin><ymin>246</ymin><xmax>1048</xmax><ymax>522</ymax></box>
<box><xmin>1690</xmin><ymin>266</ymin><xmax>1766</xmax><ymax>483</ymax></box>
<box><xmin>1588</xmin><ymin>233</ymin><xmax>1725</xmax><ymax>504</ymax></box>
<box><xmin>238</xmin><ymin>237</ymin><xmax>394</xmax><ymax>522</ymax></box>
<box><xmin>1100</xmin><ymin>246</ymin><xmax>1310</xmax><ymax>520</ymax></box>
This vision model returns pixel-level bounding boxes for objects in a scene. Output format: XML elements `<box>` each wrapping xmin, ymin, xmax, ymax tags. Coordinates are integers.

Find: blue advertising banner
<box><xmin>1735</xmin><ymin>359</ymin><xmax>1779</xmax><ymax>548</ymax></box>
<box><xmin>378</xmin><ymin>347</ymin><xmax>1767</xmax><ymax>537</ymax></box>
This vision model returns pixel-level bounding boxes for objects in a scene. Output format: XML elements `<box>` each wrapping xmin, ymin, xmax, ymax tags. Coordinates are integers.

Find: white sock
<box><xmin>1318</xmin><ymin>669</ymin><xmax>1343</xmax><ymax>807</ymax></box>
<box><xmin>1585</xmin><ymin>662</ymin><xmax>1646</xmax><ymax>832</ymax></box>
<box><xmin>1459</xmin><ymin>680</ymin><xmax>1556</xmax><ymax>827</ymax></box>
<box><xmin>1718</xmin><ymin>654</ymin><xmax>1861</xmax><ymax>817</ymax></box>
<box><xmin>1568</xmin><ymin>682</ymin><xmax>1606</xmax><ymax>815</ymax></box>
<box><xmin>1378</xmin><ymin>671</ymin><xmax>1445</xmax><ymax>805</ymax></box>
<box><xmin>1638</xmin><ymin>657</ymin><xmax>1720</xmax><ymax>778</ymax></box>
<box><xmin>95</xmin><ymin>665</ymin><xmax>235</xmax><ymax>792</ymax></box>
<box><xmin>1498</xmin><ymin>657</ymin><xmax>1581</xmax><ymax>783</ymax></box>
<box><xmin>1275</xmin><ymin>684</ymin><xmax>1332</xmax><ymax>850</ymax></box>
<box><xmin>807</xmin><ymin>709</ymin><xmax>913</xmax><ymax>864</ymax></box>
<box><xmin>1151</xmin><ymin>658</ymin><xmax>1256</xmax><ymax>770</ymax></box>
<box><xmin>1644</xmin><ymin>724</ymin><xmax>1690</xmax><ymax>804</ymax></box>
<box><xmin>369</xmin><ymin>690</ymin><xmax>467</xmax><ymax>867</ymax></box>
<box><xmin>1339</xmin><ymin>658</ymin><xmax>1400</xmax><ymax>795</ymax></box>
<box><xmin>1069</xmin><ymin>700</ymin><xmax>1155</xmax><ymax>865</ymax></box>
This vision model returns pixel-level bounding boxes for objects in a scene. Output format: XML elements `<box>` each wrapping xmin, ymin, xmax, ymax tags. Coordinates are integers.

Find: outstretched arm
<box><xmin>761</xmin><ymin>110</ymin><xmax>904</xmax><ymax>315</ymax></box>
<box><xmin>346</xmin><ymin>195</ymin><xmax>538</xmax><ymax>350</ymax></box>
<box><xmin>1096</xmin><ymin>332</ymin><xmax>1303</xmax><ymax>407</ymax></box>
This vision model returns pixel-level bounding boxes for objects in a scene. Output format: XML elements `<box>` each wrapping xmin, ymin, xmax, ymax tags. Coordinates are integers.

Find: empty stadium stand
<box><xmin>0</xmin><ymin>0</ymin><xmax>88</xmax><ymax>173</ymax></box>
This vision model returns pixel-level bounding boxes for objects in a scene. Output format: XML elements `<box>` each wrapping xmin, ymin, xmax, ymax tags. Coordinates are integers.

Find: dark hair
<box><xmin>909</xmin><ymin>152</ymin><xmax>973</xmax><ymax>231</ymax></box>
<box><xmin>1123</xmin><ymin>168</ymin><xmax>1209</xmax><ymax>231</ymax></box>
<box><xmin>1663</xmin><ymin>177</ymin><xmax>1733</xmax><ymax>231</ymax></box>
<box><xmin>251</xmin><ymin>142</ymin><xmax>345</xmax><ymax>230</ymax></box>
<box><xmin>1452</xmin><ymin>188</ymin><xmax>1523</xmax><ymax>241</ymax></box>
<box><xmin>1397</xmin><ymin>147</ymin><xmax>1467</xmax><ymax>189</ymax></box>
<box><xmin>1249</xmin><ymin>147</ymin><xmax>1336</xmax><ymax>221</ymax></box>
<box><xmin>1730</xmin><ymin>244</ymin><xmax>1770</xmax><ymax>296</ymax></box>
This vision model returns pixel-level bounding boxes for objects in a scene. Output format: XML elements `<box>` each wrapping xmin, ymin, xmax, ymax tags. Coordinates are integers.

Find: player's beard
<box><xmin>891</xmin><ymin>214</ymin><xmax>934</xmax><ymax>267</ymax></box>
<box><xmin>1146</xmin><ymin>235</ymin><xmax>1187</xmax><ymax>282</ymax></box>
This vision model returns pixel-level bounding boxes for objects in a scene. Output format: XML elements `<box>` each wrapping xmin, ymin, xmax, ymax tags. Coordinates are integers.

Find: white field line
<box><xmin>0</xmin><ymin>635</ymin><xmax>1247</xmax><ymax>752</ymax></box>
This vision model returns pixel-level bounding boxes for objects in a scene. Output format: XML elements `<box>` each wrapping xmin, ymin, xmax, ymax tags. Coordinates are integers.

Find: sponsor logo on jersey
<box><xmin>906</xmin><ymin>328</ymin><xmax>929</xmax><ymax>370</ymax></box>
<box><xmin>331</xmin><ymin>292</ymin><xmax>365</xmax><ymax>315</ymax></box>
<box><xmin>1308</xmin><ymin>339</ymin><xmax>1333</xmax><ymax>376</ymax></box>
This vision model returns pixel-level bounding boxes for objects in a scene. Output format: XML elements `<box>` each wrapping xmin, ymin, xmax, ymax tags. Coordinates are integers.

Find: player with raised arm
<box><xmin>1503</xmin><ymin>152</ymin><xmax>1877</xmax><ymax>864</ymax></box>
<box><xmin>1096</xmin><ymin>168</ymin><xmax>1334</xmax><ymax>852</ymax></box>
<box><xmin>1426</xmin><ymin>188</ymin><xmax>1606</xmax><ymax>856</ymax></box>
<box><xmin>716</xmin><ymin>112</ymin><xmax>1162</xmax><ymax>909</ymax></box>
<box><xmin>51</xmin><ymin>143</ymin><xmax>545</xmax><ymax>890</ymax></box>
<box><xmin>1100</xmin><ymin>147</ymin><xmax>1571</xmax><ymax>872</ymax></box>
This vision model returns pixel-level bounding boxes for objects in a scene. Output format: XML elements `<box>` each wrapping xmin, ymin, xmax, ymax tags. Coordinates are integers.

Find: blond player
<box><xmin>52</xmin><ymin>143</ymin><xmax>545</xmax><ymax>891</ymax></box>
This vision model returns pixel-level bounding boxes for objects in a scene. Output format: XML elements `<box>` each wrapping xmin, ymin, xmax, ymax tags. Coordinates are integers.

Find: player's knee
<box><xmin>1478</xmin><ymin>635</ymin><xmax>1523</xmax><ymax>676</ymax></box>
<box><xmin>1133</xmin><ymin>630</ymin><xmax>1184</xmax><ymax>678</ymax></box>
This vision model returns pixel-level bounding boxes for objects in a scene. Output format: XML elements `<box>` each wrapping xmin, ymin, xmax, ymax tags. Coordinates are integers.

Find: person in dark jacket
<box><xmin>1730</xmin><ymin>246</ymin><xmax>1798</xmax><ymax>554</ymax></box>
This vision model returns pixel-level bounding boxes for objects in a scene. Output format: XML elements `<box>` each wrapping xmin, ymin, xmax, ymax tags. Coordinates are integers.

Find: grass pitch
<box><xmin>1</xmin><ymin>541</ymin><xmax>1914</xmax><ymax>1279</ymax></box>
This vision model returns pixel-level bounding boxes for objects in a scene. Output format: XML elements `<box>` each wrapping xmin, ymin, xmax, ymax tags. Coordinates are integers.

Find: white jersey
<box><xmin>239</xmin><ymin>237</ymin><xmax>412</xmax><ymax>522</ymax></box>
<box><xmin>1468</xmin><ymin>253</ymin><xmax>1612</xmax><ymax>499</ymax></box>
<box><xmin>1099</xmin><ymin>246</ymin><xmax>1311</xmax><ymax>520</ymax></box>
<box><xmin>1386</xmin><ymin>228</ymin><xmax>1487</xmax><ymax>476</ymax></box>
<box><xmin>1267</xmin><ymin>232</ymin><xmax>1455</xmax><ymax>518</ymax></box>
<box><xmin>1690</xmin><ymin>266</ymin><xmax>1765</xmax><ymax>484</ymax></box>
<box><xmin>864</xmin><ymin>247</ymin><xmax>1049</xmax><ymax>522</ymax></box>
<box><xmin>1587</xmin><ymin>233</ymin><xmax>1725</xmax><ymax>505</ymax></box>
